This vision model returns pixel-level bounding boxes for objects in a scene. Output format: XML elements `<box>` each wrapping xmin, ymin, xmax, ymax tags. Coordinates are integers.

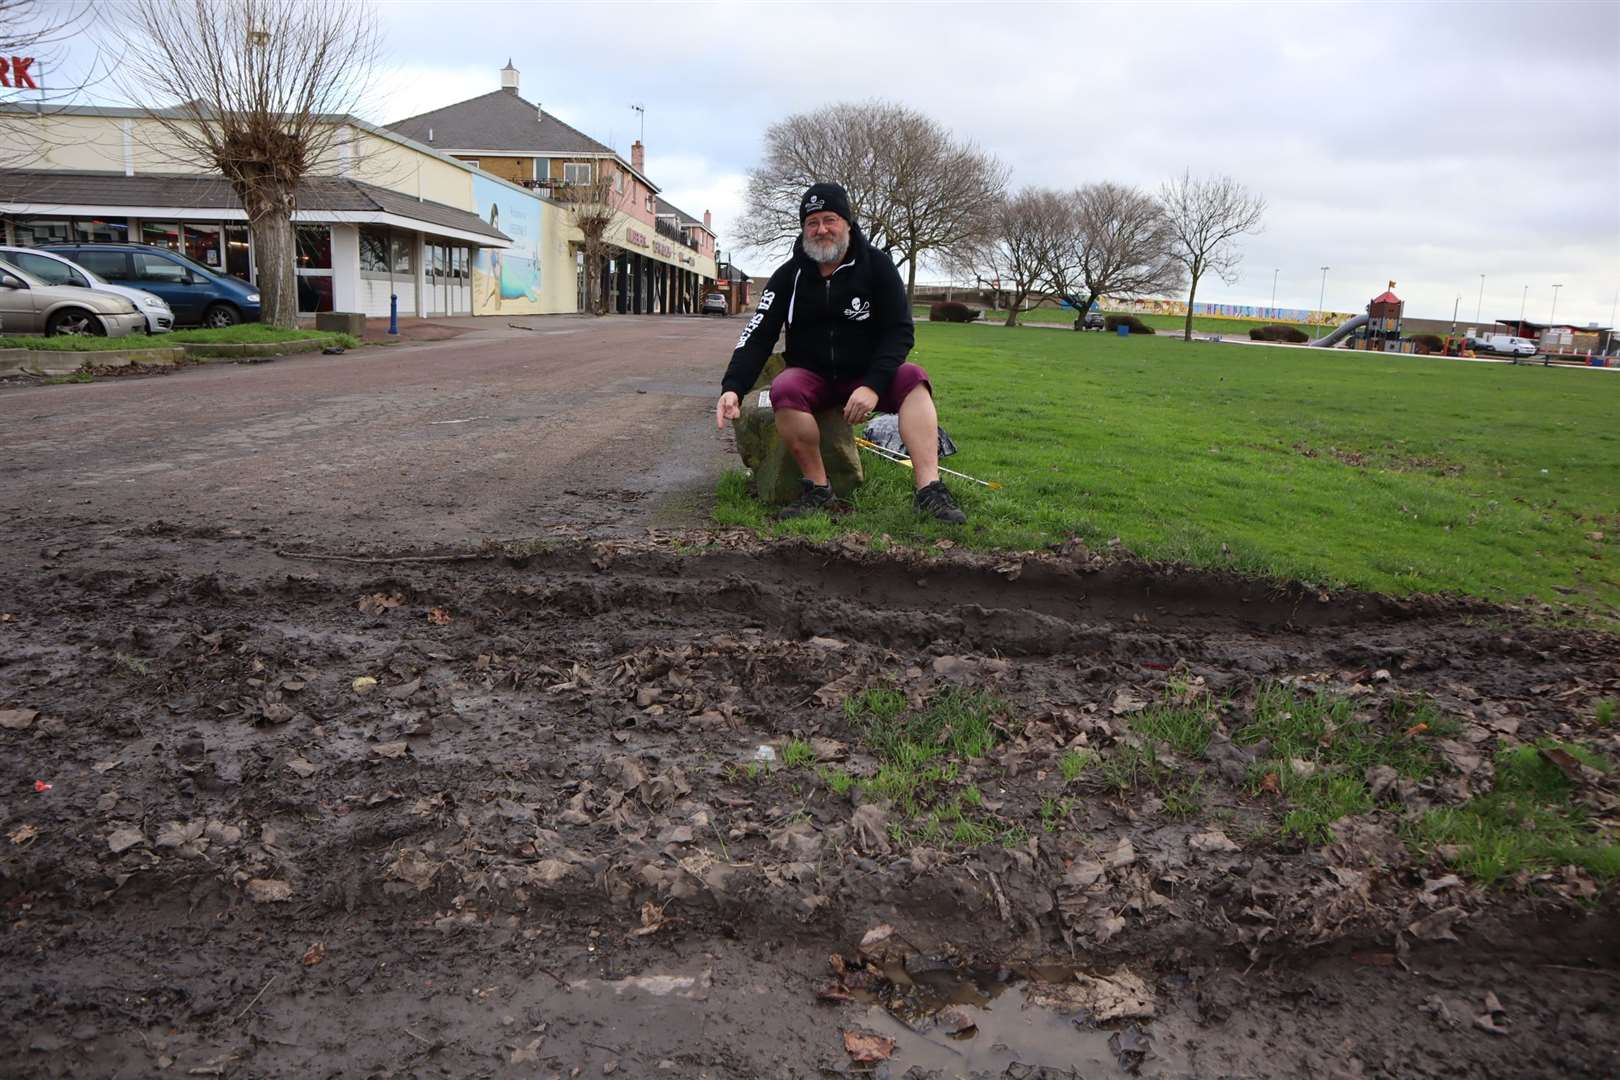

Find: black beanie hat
<box><xmin>800</xmin><ymin>182</ymin><xmax>852</xmax><ymax>225</ymax></box>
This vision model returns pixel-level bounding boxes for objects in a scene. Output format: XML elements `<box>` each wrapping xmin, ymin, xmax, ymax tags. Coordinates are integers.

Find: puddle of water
<box><xmin>843</xmin><ymin>958</ymin><xmax>1197</xmax><ymax>1076</ymax></box>
<box><xmin>866</xmin><ymin>986</ymin><xmax>1195</xmax><ymax>1076</ymax></box>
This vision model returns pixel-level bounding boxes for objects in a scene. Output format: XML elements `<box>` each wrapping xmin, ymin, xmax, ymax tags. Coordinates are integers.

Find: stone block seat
<box><xmin>732</xmin><ymin>354</ymin><xmax>864</xmax><ymax>506</ymax></box>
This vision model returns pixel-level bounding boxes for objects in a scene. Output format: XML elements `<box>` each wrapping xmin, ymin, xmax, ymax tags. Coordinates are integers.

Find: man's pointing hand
<box><xmin>715</xmin><ymin>391</ymin><xmax>740</xmax><ymax>430</ymax></box>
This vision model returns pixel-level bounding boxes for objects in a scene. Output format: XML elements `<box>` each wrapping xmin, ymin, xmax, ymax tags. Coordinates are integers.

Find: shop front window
<box><xmin>295</xmin><ymin>276</ymin><xmax>333</xmax><ymax>312</ymax></box>
<box><xmin>390</xmin><ymin>235</ymin><xmax>413</xmax><ymax>274</ymax></box>
<box><xmin>359</xmin><ymin>226</ymin><xmax>389</xmax><ymax>272</ymax></box>
<box><xmin>295</xmin><ymin>225</ymin><xmax>333</xmax><ymax>313</ymax></box>
<box><xmin>183</xmin><ymin>223</ymin><xmax>225</xmax><ymax>271</ymax></box>
<box><xmin>13</xmin><ymin>217</ymin><xmax>71</xmax><ymax>246</ymax></box>
<box><xmin>295</xmin><ymin>226</ymin><xmax>332</xmax><ymax>269</ymax></box>
<box><xmin>224</xmin><ymin>224</ymin><xmax>251</xmax><ymax>281</ymax></box>
<box><xmin>142</xmin><ymin>222</ymin><xmax>181</xmax><ymax>250</ymax></box>
<box><xmin>73</xmin><ymin>217</ymin><xmax>129</xmax><ymax>243</ymax></box>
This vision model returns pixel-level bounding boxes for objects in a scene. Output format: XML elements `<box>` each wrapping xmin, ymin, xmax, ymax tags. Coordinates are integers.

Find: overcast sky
<box><xmin>59</xmin><ymin>1</ymin><xmax>1620</xmax><ymax>323</ymax></box>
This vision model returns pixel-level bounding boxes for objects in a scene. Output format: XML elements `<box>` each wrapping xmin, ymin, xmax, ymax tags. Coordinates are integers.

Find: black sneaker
<box><xmin>778</xmin><ymin>479</ymin><xmax>837</xmax><ymax>519</ymax></box>
<box><xmin>914</xmin><ymin>480</ymin><xmax>966</xmax><ymax>524</ymax></box>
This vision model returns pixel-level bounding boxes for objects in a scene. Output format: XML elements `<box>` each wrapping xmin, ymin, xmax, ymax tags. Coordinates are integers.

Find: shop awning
<box><xmin>0</xmin><ymin>169</ymin><xmax>511</xmax><ymax>248</ymax></box>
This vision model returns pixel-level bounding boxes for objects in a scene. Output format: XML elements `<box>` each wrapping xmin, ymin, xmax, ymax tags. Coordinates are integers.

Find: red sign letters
<box><xmin>0</xmin><ymin>57</ymin><xmax>38</xmax><ymax>89</ymax></box>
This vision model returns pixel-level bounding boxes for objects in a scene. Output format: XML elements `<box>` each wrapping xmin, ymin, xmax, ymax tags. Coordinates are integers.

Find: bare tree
<box><xmin>983</xmin><ymin>188</ymin><xmax>1068</xmax><ymax>327</ymax></box>
<box><xmin>882</xmin><ymin>111</ymin><xmax>1006</xmax><ymax>302</ymax></box>
<box><xmin>115</xmin><ymin>0</ymin><xmax>379</xmax><ymax>328</ymax></box>
<box><xmin>1160</xmin><ymin>170</ymin><xmax>1266</xmax><ymax>341</ymax></box>
<box><xmin>737</xmin><ymin>100</ymin><xmax>1005</xmax><ymax>301</ymax></box>
<box><xmin>556</xmin><ymin>169</ymin><xmax>617</xmax><ymax>315</ymax></box>
<box><xmin>1040</xmin><ymin>183</ymin><xmax>1183</xmax><ymax>330</ymax></box>
<box><xmin>737</xmin><ymin>102</ymin><xmax>900</xmax><ymax>256</ymax></box>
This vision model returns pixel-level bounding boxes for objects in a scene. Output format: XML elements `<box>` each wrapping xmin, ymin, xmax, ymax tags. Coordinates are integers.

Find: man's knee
<box><xmin>888</xmin><ymin>363</ymin><xmax>933</xmax><ymax>411</ymax></box>
<box><xmin>770</xmin><ymin>368</ymin><xmax>820</xmax><ymax>414</ymax></box>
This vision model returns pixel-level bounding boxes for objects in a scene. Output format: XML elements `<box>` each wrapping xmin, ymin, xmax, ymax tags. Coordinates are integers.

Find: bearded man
<box><xmin>714</xmin><ymin>182</ymin><xmax>966</xmax><ymax>523</ymax></box>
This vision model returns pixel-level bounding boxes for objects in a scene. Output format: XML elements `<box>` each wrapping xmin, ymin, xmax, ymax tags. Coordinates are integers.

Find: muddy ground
<box><xmin>1</xmin><ymin>515</ymin><xmax>1617</xmax><ymax>1079</ymax></box>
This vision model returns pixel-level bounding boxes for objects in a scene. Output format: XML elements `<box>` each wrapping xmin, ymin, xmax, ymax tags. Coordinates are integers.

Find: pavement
<box><xmin>0</xmin><ymin>313</ymin><xmax>742</xmax><ymax>548</ymax></box>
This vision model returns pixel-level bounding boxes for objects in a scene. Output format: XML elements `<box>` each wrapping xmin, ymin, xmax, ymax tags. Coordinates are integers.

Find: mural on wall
<box><xmin>470</xmin><ymin>174</ymin><xmax>543</xmax><ymax>314</ymax></box>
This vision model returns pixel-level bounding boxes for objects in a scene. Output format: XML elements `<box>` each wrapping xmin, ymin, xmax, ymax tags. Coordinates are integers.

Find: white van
<box><xmin>1470</xmin><ymin>333</ymin><xmax>1537</xmax><ymax>358</ymax></box>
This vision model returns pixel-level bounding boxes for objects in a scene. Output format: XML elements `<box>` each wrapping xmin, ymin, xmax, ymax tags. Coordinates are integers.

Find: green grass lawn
<box><xmin>165</xmin><ymin>325</ymin><xmax>346</xmax><ymax>344</ymax></box>
<box><xmin>715</xmin><ymin>324</ymin><xmax>1620</xmax><ymax>622</ymax></box>
<box><xmin>914</xmin><ymin>304</ymin><xmax>1331</xmax><ymax>337</ymax></box>
<box><xmin>0</xmin><ymin>333</ymin><xmax>179</xmax><ymax>352</ymax></box>
<box><xmin>2</xmin><ymin>325</ymin><xmax>353</xmax><ymax>351</ymax></box>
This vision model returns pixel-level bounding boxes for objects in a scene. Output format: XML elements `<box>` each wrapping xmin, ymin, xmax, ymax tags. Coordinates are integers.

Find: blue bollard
<box><xmin>1116</xmin><ymin>323</ymin><xmax>1129</xmax><ymax>337</ymax></box>
<box><xmin>388</xmin><ymin>293</ymin><xmax>399</xmax><ymax>335</ymax></box>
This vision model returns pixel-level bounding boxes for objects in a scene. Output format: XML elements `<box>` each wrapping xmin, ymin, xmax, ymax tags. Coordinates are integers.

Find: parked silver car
<box><xmin>0</xmin><ymin>245</ymin><xmax>174</xmax><ymax>333</ymax></box>
<box><xmin>0</xmin><ymin>260</ymin><xmax>147</xmax><ymax>337</ymax></box>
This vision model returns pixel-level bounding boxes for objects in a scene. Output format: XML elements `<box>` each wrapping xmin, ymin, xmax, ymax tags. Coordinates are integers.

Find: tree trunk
<box><xmin>248</xmin><ymin>208</ymin><xmax>297</xmax><ymax>329</ymax></box>
<box><xmin>1183</xmin><ymin>272</ymin><xmax>1201</xmax><ymax>342</ymax></box>
<box><xmin>906</xmin><ymin>256</ymin><xmax>917</xmax><ymax>307</ymax></box>
<box><xmin>1073</xmin><ymin>291</ymin><xmax>1098</xmax><ymax>331</ymax></box>
<box><xmin>1004</xmin><ymin>289</ymin><xmax>1028</xmax><ymax>327</ymax></box>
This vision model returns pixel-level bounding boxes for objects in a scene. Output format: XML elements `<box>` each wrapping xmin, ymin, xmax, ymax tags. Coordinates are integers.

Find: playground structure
<box><xmin>1310</xmin><ymin>283</ymin><xmax>1419</xmax><ymax>352</ymax></box>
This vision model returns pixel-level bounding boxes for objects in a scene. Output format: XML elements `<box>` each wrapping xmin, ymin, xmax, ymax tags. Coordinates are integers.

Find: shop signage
<box><xmin>652</xmin><ymin>240</ymin><xmax>673</xmax><ymax>259</ymax></box>
<box><xmin>678</xmin><ymin>252</ymin><xmax>695</xmax><ymax>267</ymax></box>
<box><xmin>0</xmin><ymin>57</ymin><xmax>38</xmax><ymax>89</ymax></box>
<box><xmin>624</xmin><ymin>226</ymin><xmax>648</xmax><ymax>249</ymax></box>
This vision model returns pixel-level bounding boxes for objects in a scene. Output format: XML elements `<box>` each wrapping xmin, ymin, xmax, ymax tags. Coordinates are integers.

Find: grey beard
<box><xmin>803</xmin><ymin>233</ymin><xmax>849</xmax><ymax>264</ymax></box>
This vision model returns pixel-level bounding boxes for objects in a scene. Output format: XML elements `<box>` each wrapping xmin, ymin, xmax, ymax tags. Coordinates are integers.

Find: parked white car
<box><xmin>0</xmin><ymin>261</ymin><xmax>146</xmax><ymax>337</ymax></box>
<box><xmin>0</xmin><ymin>244</ymin><xmax>174</xmax><ymax>333</ymax></box>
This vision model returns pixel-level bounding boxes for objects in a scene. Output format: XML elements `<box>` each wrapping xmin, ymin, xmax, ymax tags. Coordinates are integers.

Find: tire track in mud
<box><xmin>1</xmin><ymin>529</ymin><xmax>1617</xmax><ymax>1078</ymax></box>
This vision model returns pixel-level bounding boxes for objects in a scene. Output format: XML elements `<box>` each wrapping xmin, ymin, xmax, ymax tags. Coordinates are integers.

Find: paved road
<box><xmin>0</xmin><ymin>315</ymin><xmax>741</xmax><ymax>548</ymax></box>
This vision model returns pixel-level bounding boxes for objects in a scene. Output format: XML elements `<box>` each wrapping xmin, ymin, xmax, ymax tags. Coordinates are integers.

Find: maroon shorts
<box><xmin>768</xmin><ymin>362</ymin><xmax>931</xmax><ymax>414</ymax></box>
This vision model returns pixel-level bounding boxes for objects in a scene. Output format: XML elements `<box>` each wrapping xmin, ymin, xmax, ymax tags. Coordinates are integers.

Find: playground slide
<box><xmin>1309</xmin><ymin>314</ymin><xmax>1368</xmax><ymax>348</ymax></box>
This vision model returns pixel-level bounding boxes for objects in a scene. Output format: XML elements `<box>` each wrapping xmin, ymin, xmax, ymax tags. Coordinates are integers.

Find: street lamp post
<box><xmin>1451</xmin><ymin>295</ymin><xmax>1461</xmax><ymax>334</ymax></box>
<box><xmin>1270</xmin><ymin>268</ymin><xmax>1279</xmax><ymax>313</ymax></box>
<box><xmin>1518</xmin><ymin>285</ymin><xmax>1528</xmax><ymax>337</ymax></box>
<box><xmin>1317</xmin><ymin>266</ymin><xmax>1330</xmax><ymax>327</ymax></box>
<box><xmin>1548</xmin><ymin>283</ymin><xmax>1563</xmax><ymax>354</ymax></box>
<box><xmin>1475</xmin><ymin>274</ymin><xmax>1485</xmax><ymax>323</ymax></box>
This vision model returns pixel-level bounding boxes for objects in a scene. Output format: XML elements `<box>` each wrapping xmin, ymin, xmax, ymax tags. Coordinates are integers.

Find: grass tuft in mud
<box><xmin>1411</xmin><ymin>742</ymin><xmax>1619</xmax><ymax>884</ymax></box>
<box><xmin>843</xmin><ymin>686</ymin><xmax>1015</xmax><ymax>846</ymax></box>
<box><xmin>1131</xmin><ymin>691</ymin><xmax>1218</xmax><ymax>756</ymax></box>
<box><xmin>1239</xmin><ymin>684</ymin><xmax>1457</xmax><ymax>842</ymax></box>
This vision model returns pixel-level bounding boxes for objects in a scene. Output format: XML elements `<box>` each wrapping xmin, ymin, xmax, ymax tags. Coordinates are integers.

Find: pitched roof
<box><xmin>0</xmin><ymin>168</ymin><xmax>509</xmax><ymax>241</ymax></box>
<box><xmin>654</xmin><ymin>195</ymin><xmax>712</xmax><ymax>235</ymax></box>
<box><xmin>387</xmin><ymin>89</ymin><xmax>614</xmax><ymax>157</ymax></box>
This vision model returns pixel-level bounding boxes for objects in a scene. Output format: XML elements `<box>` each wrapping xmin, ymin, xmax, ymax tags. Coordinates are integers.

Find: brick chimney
<box><xmin>703</xmin><ymin>209</ymin><xmax>712</xmax><ymax>231</ymax></box>
<box><xmin>630</xmin><ymin>140</ymin><xmax>644</xmax><ymax>175</ymax></box>
<box><xmin>500</xmin><ymin>59</ymin><xmax>519</xmax><ymax>93</ymax></box>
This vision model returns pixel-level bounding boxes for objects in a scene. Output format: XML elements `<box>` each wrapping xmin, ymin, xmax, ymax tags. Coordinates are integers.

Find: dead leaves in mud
<box><xmin>841</xmin><ymin>1029</ymin><xmax>895</xmax><ymax>1064</ymax></box>
<box><xmin>357</xmin><ymin>592</ymin><xmax>403</xmax><ymax>615</ymax></box>
<box><xmin>1028</xmin><ymin>968</ymin><xmax>1155</xmax><ymax>1022</ymax></box>
<box><xmin>245</xmin><ymin>878</ymin><xmax>292</xmax><ymax>903</ymax></box>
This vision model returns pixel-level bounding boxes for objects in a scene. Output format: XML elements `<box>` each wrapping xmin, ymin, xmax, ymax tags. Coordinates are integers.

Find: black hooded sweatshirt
<box><xmin>720</xmin><ymin>221</ymin><xmax>914</xmax><ymax>399</ymax></box>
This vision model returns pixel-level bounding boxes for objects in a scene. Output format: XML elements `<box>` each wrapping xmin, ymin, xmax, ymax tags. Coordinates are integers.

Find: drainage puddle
<box><xmin>827</xmin><ymin>942</ymin><xmax>1196</xmax><ymax>1075</ymax></box>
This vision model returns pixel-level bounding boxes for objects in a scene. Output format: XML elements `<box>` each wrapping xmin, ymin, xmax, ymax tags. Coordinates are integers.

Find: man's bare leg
<box><xmin>897</xmin><ymin>386</ymin><xmax>941</xmax><ymax>488</ymax></box>
<box><xmin>775</xmin><ymin>408</ymin><xmax>829</xmax><ymax>486</ymax></box>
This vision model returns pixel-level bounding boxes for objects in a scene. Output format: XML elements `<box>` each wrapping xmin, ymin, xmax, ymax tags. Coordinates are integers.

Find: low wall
<box><xmin>0</xmin><ymin>346</ymin><xmax>185</xmax><ymax>376</ymax></box>
<box><xmin>181</xmin><ymin>339</ymin><xmax>334</xmax><ymax>360</ymax></box>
